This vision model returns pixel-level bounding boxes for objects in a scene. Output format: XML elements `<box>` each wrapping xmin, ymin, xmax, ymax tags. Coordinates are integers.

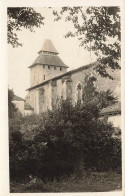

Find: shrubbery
<box><xmin>9</xmin><ymin>98</ymin><xmax>121</xmax><ymax>181</ymax></box>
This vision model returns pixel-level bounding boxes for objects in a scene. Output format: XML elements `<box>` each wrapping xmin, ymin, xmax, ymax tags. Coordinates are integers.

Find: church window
<box><xmin>40</xmin><ymin>88</ymin><xmax>44</xmax><ymax>95</ymax></box>
<box><xmin>44</xmin><ymin>75</ymin><xmax>46</xmax><ymax>80</ymax></box>
<box><xmin>42</xmin><ymin>51</ymin><xmax>56</xmax><ymax>55</ymax></box>
<box><xmin>60</xmin><ymin>67</ymin><xmax>62</xmax><ymax>71</ymax></box>
<box><xmin>52</xmin><ymin>80</ymin><xmax>57</xmax><ymax>86</ymax></box>
<box><xmin>61</xmin><ymin>82</ymin><xmax>66</xmax><ymax>100</ymax></box>
<box><xmin>75</xmin><ymin>82</ymin><xmax>82</xmax><ymax>103</ymax></box>
<box><xmin>34</xmin><ymin>96</ymin><xmax>36</xmax><ymax>110</ymax></box>
<box><xmin>54</xmin><ymin>66</ymin><xmax>56</xmax><ymax>70</ymax></box>
<box><xmin>77</xmin><ymin>84</ymin><xmax>82</xmax><ymax>101</ymax></box>
<box><xmin>48</xmin><ymin>65</ymin><xmax>50</xmax><ymax>69</ymax></box>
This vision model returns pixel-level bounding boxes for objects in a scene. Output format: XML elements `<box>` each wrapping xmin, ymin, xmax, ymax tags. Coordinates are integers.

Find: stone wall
<box><xmin>69</xmin><ymin>67</ymin><xmax>92</xmax><ymax>105</ymax></box>
<box><xmin>26</xmin><ymin>89</ymin><xmax>39</xmax><ymax>114</ymax></box>
<box><xmin>30</xmin><ymin>64</ymin><xmax>67</xmax><ymax>87</ymax></box>
<box><xmin>39</xmin><ymin>81</ymin><xmax>52</xmax><ymax>112</ymax></box>
<box><xmin>27</xmin><ymin>65</ymin><xmax>120</xmax><ymax>114</ymax></box>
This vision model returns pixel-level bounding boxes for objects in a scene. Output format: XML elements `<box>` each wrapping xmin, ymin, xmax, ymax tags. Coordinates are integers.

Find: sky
<box><xmin>8</xmin><ymin>7</ymin><xmax>97</xmax><ymax>98</ymax></box>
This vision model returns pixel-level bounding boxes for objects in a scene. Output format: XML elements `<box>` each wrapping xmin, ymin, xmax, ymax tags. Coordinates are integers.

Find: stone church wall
<box><xmin>69</xmin><ymin>67</ymin><xmax>92</xmax><ymax>105</ymax></box>
<box><xmin>30</xmin><ymin>64</ymin><xmax>67</xmax><ymax>88</ymax></box>
<box><xmin>26</xmin><ymin>89</ymin><xmax>39</xmax><ymax>114</ymax></box>
<box><xmin>38</xmin><ymin>82</ymin><xmax>51</xmax><ymax>113</ymax></box>
<box><xmin>30</xmin><ymin>65</ymin><xmax>41</xmax><ymax>87</ymax></box>
<box><xmin>27</xmin><ymin>65</ymin><xmax>120</xmax><ymax>114</ymax></box>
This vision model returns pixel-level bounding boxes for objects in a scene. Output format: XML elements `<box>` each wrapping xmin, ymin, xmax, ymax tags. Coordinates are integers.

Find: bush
<box><xmin>9</xmin><ymin>98</ymin><xmax>121</xmax><ymax>182</ymax></box>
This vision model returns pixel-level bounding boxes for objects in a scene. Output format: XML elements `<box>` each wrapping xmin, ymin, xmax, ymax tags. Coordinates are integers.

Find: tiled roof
<box><xmin>29</xmin><ymin>54</ymin><xmax>68</xmax><ymax>68</ymax></box>
<box><xmin>13</xmin><ymin>95</ymin><xmax>25</xmax><ymax>101</ymax></box>
<box><xmin>100</xmin><ymin>102</ymin><xmax>121</xmax><ymax>116</ymax></box>
<box><xmin>39</xmin><ymin>39</ymin><xmax>59</xmax><ymax>54</ymax></box>
<box><xmin>24</xmin><ymin>103</ymin><xmax>34</xmax><ymax>110</ymax></box>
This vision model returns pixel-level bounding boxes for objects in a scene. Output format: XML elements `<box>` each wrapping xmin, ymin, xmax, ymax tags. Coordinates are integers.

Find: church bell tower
<box><xmin>28</xmin><ymin>39</ymin><xmax>68</xmax><ymax>87</ymax></box>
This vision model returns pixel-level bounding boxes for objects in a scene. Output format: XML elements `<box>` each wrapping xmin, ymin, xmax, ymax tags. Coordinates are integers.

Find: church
<box><xmin>22</xmin><ymin>39</ymin><xmax>120</xmax><ymax>128</ymax></box>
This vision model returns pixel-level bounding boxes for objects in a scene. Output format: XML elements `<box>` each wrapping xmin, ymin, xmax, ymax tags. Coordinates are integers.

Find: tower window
<box><xmin>60</xmin><ymin>67</ymin><xmax>62</xmax><ymax>71</ymax></box>
<box><xmin>48</xmin><ymin>65</ymin><xmax>50</xmax><ymax>69</ymax></box>
<box><xmin>42</xmin><ymin>51</ymin><xmax>56</xmax><ymax>55</ymax></box>
<box><xmin>54</xmin><ymin>66</ymin><xmax>56</xmax><ymax>70</ymax></box>
<box><xmin>44</xmin><ymin>75</ymin><xmax>45</xmax><ymax>80</ymax></box>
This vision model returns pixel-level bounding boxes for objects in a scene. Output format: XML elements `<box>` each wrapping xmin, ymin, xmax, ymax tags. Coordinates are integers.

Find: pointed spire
<box><xmin>39</xmin><ymin>39</ymin><xmax>59</xmax><ymax>54</ymax></box>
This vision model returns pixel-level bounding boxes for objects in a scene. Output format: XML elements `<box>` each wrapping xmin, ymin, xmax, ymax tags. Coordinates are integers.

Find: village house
<box><xmin>12</xmin><ymin>94</ymin><xmax>34</xmax><ymax>116</ymax></box>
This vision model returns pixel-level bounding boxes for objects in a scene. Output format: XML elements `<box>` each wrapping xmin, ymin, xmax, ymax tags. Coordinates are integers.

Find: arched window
<box><xmin>75</xmin><ymin>82</ymin><xmax>82</xmax><ymax>103</ymax></box>
<box><xmin>34</xmin><ymin>96</ymin><xmax>36</xmax><ymax>111</ymax></box>
<box><xmin>61</xmin><ymin>81</ymin><xmax>66</xmax><ymax>100</ymax></box>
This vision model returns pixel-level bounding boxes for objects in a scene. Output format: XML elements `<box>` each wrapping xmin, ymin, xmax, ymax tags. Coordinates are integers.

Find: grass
<box><xmin>10</xmin><ymin>171</ymin><xmax>122</xmax><ymax>193</ymax></box>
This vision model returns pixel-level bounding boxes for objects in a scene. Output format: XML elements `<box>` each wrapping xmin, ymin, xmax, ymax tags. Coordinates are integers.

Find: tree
<box><xmin>8</xmin><ymin>88</ymin><xmax>17</xmax><ymax>119</ymax></box>
<box><xmin>82</xmin><ymin>74</ymin><xmax>118</xmax><ymax>109</ymax></box>
<box><xmin>7</xmin><ymin>8</ymin><xmax>44</xmax><ymax>47</ymax></box>
<box><xmin>98</xmin><ymin>89</ymin><xmax>118</xmax><ymax>108</ymax></box>
<box><xmin>52</xmin><ymin>7</ymin><xmax>121</xmax><ymax>78</ymax></box>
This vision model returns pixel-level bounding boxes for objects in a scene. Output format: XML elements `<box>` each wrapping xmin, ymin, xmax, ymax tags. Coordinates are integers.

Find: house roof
<box><xmin>13</xmin><ymin>95</ymin><xmax>25</xmax><ymax>101</ymax></box>
<box><xmin>24</xmin><ymin>103</ymin><xmax>34</xmax><ymax>110</ymax></box>
<box><xmin>100</xmin><ymin>102</ymin><xmax>121</xmax><ymax>116</ymax></box>
<box><xmin>39</xmin><ymin>39</ymin><xmax>59</xmax><ymax>54</ymax></box>
<box><xmin>29</xmin><ymin>54</ymin><xmax>68</xmax><ymax>68</ymax></box>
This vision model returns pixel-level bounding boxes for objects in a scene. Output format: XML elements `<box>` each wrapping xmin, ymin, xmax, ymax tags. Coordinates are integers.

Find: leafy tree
<box><xmin>52</xmin><ymin>7</ymin><xmax>121</xmax><ymax>78</ymax></box>
<box><xmin>82</xmin><ymin>75</ymin><xmax>98</xmax><ymax>102</ymax></box>
<box><xmin>8</xmin><ymin>88</ymin><xmax>17</xmax><ymax>119</ymax></box>
<box><xmin>98</xmin><ymin>89</ymin><xmax>118</xmax><ymax>108</ymax></box>
<box><xmin>82</xmin><ymin>75</ymin><xmax>118</xmax><ymax>109</ymax></box>
<box><xmin>7</xmin><ymin>8</ymin><xmax>44</xmax><ymax>47</ymax></box>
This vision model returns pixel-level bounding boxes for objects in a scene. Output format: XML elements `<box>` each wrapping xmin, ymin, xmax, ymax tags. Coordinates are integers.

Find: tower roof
<box><xmin>29</xmin><ymin>39</ymin><xmax>68</xmax><ymax>68</ymax></box>
<box><xmin>39</xmin><ymin>39</ymin><xmax>59</xmax><ymax>54</ymax></box>
<box><xmin>29</xmin><ymin>54</ymin><xmax>68</xmax><ymax>68</ymax></box>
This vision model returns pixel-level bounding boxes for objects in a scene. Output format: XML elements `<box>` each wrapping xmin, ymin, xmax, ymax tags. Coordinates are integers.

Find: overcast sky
<box><xmin>8</xmin><ymin>7</ymin><xmax>97</xmax><ymax>98</ymax></box>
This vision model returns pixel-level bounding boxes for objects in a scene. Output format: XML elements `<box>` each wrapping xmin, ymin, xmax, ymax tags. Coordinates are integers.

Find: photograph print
<box><xmin>8</xmin><ymin>6</ymin><xmax>122</xmax><ymax>193</ymax></box>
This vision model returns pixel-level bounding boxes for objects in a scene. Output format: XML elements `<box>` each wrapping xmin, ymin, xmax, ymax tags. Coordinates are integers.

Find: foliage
<box><xmin>52</xmin><ymin>7</ymin><xmax>121</xmax><ymax>78</ymax></box>
<box><xmin>7</xmin><ymin>8</ymin><xmax>44</xmax><ymax>47</ymax></box>
<box><xmin>98</xmin><ymin>89</ymin><xmax>118</xmax><ymax>108</ymax></box>
<box><xmin>20</xmin><ymin>114</ymin><xmax>41</xmax><ymax>140</ymax></box>
<box><xmin>10</xmin><ymin>171</ymin><xmax>122</xmax><ymax>192</ymax></box>
<box><xmin>82</xmin><ymin>75</ymin><xmax>98</xmax><ymax>102</ymax></box>
<box><xmin>9</xmin><ymin>98</ymin><xmax>121</xmax><ymax>181</ymax></box>
<box><xmin>82</xmin><ymin>75</ymin><xmax>118</xmax><ymax>109</ymax></box>
<box><xmin>8</xmin><ymin>88</ymin><xmax>17</xmax><ymax>119</ymax></box>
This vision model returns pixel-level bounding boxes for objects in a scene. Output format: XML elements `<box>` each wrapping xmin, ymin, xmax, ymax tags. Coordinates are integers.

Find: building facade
<box><xmin>100</xmin><ymin>102</ymin><xmax>121</xmax><ymax>130</ymax></box>
<box><xmin>13</xmin><ymin>94</ymin><xmax>34</xmax><ymax>116</ymax></box>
